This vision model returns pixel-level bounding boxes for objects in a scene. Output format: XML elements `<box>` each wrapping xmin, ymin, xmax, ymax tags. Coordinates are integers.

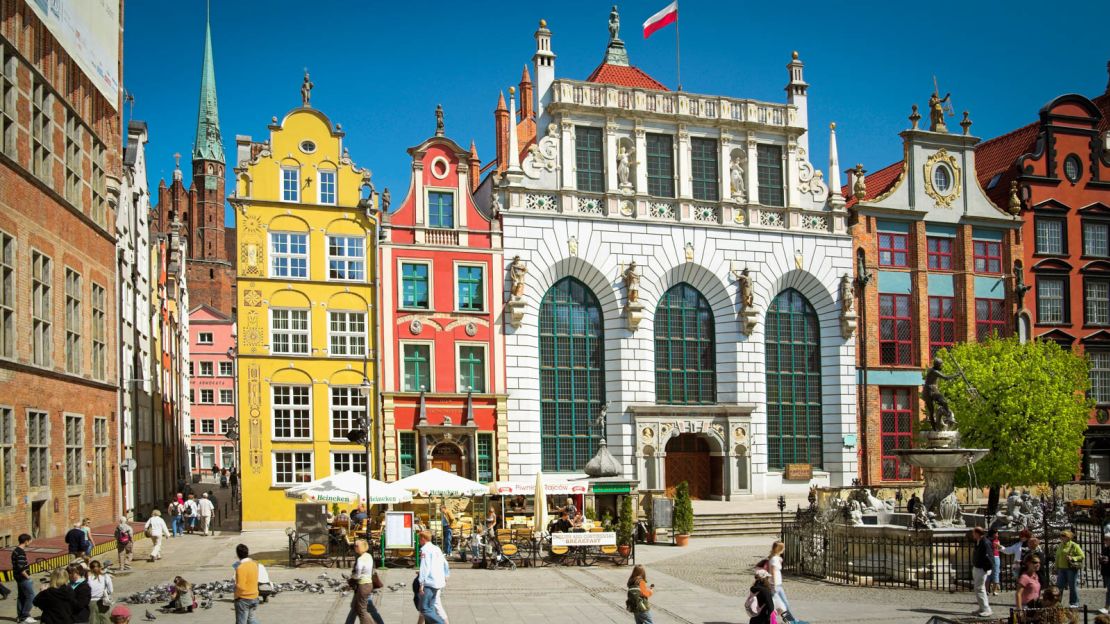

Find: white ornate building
<box><xmin>480</xmin><ymin>11</ymin><xmax>858</xmax><ymax>499</ymax></box>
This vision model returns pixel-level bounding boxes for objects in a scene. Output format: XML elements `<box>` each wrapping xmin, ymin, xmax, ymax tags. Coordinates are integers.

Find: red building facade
<box><xmin>976</xmin><ymin>66</ymin><xmax>1110</xmax><ymax>475</ymax></box>
<box><xmin>379</xmin><ymin>116</ymin><xmax>507</xmax><ymax>482</ymax></box>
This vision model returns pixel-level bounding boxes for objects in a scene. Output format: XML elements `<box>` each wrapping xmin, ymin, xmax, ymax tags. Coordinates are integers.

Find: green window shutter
<box><xmin>765</xmin><ymin>288</ymin><xmax>822</xmax><ymax>469</ymax></box>
<box><xmin>539</xmin><ymin>278</ymin><xmax>605</xmax><ymax>472</ymax></box>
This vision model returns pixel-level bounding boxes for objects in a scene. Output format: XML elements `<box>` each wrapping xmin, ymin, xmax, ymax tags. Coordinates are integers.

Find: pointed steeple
<box><xmin>193</xmin><ymin>9</ymin><xmax>224</xmax><ymax>163</ymax></box>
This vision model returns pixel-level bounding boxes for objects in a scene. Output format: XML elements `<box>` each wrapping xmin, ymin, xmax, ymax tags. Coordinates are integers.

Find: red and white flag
<box><xmin>642</xmin><ymin>1</ymin><xmax>678</xmax><ymax>39</ymax></box>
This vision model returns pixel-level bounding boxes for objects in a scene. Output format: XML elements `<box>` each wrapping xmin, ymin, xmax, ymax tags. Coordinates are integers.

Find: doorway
<box><xmin>31</xmin><ymin>500</ymin><xmax>44</xmax><ymax>538</ymax></box>
<box><xmin>431</xmin><ymin>443</ymin><xmax>464</xmax><ymax>477</ymax></box>
<box><xmin>665</xmin><ymin>434</ymin><xmax>714</xmax><ymax>499</ymax></box>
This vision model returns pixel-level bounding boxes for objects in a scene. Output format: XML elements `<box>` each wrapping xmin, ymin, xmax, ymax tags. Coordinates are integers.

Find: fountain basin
<box><xmin>891</xmin><ymin>448</ymin><xmax>988</xmax><ymax>470</ymax></box>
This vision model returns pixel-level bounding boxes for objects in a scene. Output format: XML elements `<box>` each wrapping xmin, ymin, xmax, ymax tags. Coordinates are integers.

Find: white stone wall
<box><xmin>501</xmin><ymin>213</ymin><xmax>857</xmax><ymax>496</ymax></box>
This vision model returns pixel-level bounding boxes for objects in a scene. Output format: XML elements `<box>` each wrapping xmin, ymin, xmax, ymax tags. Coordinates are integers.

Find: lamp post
<box><xmin>777</xmin><ymin>495</ymin><xmax>786</xmax><ymax>537</ymax></box>
<box><xmin>346</xmin><ymin>378</ymin><xmax>375</xmax><ymax>512</ymax></box>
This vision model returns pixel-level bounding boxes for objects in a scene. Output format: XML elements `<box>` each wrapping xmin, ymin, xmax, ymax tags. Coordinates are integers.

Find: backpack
<box><xmin>115</xmin><ymin>527</ymin><xmax>131</xmax><ymax>544</ymax></box>
<box><xmin>183</xmin><ymin>504</ymin><xmax>194</xmax><ymax>517</ymax></box>
<box><xmin>625</xmin><ymin>587</ymin><xmax>649</xmax><ymax>614</ymax></box>
<box><xmin>744</xmin><ymin>592</ymin><xmax>762</xmax><ymax>618</ymax></box>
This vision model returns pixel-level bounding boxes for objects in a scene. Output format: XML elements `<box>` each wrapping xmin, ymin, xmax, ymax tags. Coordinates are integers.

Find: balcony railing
<box><xmin>553</xmin><ymin>79</ymin><xmax>794</xmax><ymax>127</ymax></box>
<box><xmin>424</xmin><ymin>228</ymin><xmax>459</xmax><ymax>246</ymax></box>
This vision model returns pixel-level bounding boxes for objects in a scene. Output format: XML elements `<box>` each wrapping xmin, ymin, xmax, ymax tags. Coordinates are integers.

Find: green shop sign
<box><xmin>591</xmin><ymin>484</ymin><xmax>631</xmax><ymax>494</ymax></box>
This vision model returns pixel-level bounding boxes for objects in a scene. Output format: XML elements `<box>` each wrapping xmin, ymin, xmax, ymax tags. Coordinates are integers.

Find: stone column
<box><xmin>559</xmin><ymin>119</ymin><xmax>575</xmax><ymax>190</ymax></box>
<box><xmin>746</xmin><ymin>137</ymin><xmax>759</xmax><ymax>205</ymax></box>
<box><xmin>676</xmin><ymin>123</ymin><xmax>691</xmax><ymax>201</ymax></box>
<box><xmin>605</xmin><ymin>116</ymin><xmax>618</xmax><ymax>194</ymax></box>
<box><xmin>634</xmin><ymin>125</ymin><xmax>648</xmax><ymax>196</ymax></box>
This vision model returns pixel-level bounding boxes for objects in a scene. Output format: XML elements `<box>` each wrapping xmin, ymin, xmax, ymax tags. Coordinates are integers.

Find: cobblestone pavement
<box><xmin>5</xmin><ymin>531</ymin><xmax>1109</xmax><ymax>623</ymax></box>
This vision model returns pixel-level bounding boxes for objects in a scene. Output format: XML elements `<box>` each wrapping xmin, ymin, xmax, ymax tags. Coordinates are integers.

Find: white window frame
<box><xmin>281</xmin><ymin>166</ymin><xmax>300</xmax><ymax>203</ymax></box>
<box><xmin>425</xmin><ymin>187</ymin><xmax>456</xmax><ymax>229</ymax></box>
<box><xmin>270</xmin><ymin>308</ymin><xmax>311</xmax><ymax>355</ymax></box>
<box><xmin>1084</xmin><ymin>221</ymin><xmax>1110</xmax><ymax>258</ymax></box>
<box><xmin>272</xmin><ymin>385</ymin><xmax>312</xmax><ymax>440</ymax></box>
<box><xmin>1092</xmin><ymin>351</ymin><xmax>1110</xmax><ymax>406</ymax></box>
<box><xmin>330</xmin><ymin>451</ymin><xmax>368</xmax><ymax>476</ymax></box>
<box><xmin>453</xmin><ymin>261</ymin><xmax>486</xmax><ymax>313</ymax></box>
<box><xmin>455</xmin><ymin>341</ymin><xmax>489</xmax><ymax>393</ymax></box>
<box><xmin>269</xmin><ymin>231</ymin><xmax>309</xmax><ymax>279</ymax></box>
<box><xmin>318</xmin><ymin>168</ymin><xmax>337</xmax><ymax>205</ymax></box>
<box><xmin>328</xmin><ymin>310</ymin><xmax>367</xmax><ymax>357</ymax></box>
<box><xmin>219</xmin><ymin>361</ymin><xmax>233</xmax><ymax>376</ymax></box>
<box><xmin>398</xmin><ymin>258</ymin><xmax>433</xmax><ymax>311</ymax></box>
<box><xmin>327</xmin><ymin>235</ymin><xmax>365</xmax><ymax>282</ymax></box>
<box><xmin>329</xmin><ymin>386</ymin><xmax>367</xmax><ymax>441</ymax></box>
<box><xmin>199</xmin><ymin>389</ymin><xmax>214</xmax><ymax>404</ymax></box>
<box><xmin>400</xmin><ymin>340</ymin><xmax>435</xmax><ymax>392</ymax></box>
<box><xmin>219</xmin><ymin>389</ymin><xmax>234</xmax><ymax>404</ymax></box>
<box><xmin>200</xmin><ymin>419</ymin><xmax>215</xmax><ymax>434</ymax></box>
<box><xmin>198</xmin><ymin>361</ymin><xmax>214</xmax><ymax>377</ymax></box>
<box><xmin>197</xmin><ymin>332</ymin><xmax>213</xmax><ymax>345</ymax></box>
<box><xmin>272</xmin><ymin>450</ymin><xmax>314</xmax><ymax>487</ymax></box>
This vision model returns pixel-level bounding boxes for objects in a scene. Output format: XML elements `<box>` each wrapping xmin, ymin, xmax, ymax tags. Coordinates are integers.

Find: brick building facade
<box><xmin>0</xmin><ymin>1</ymin><xmax>123</xmax><ymax>540</ymax></box>
<box><xmin>848</xmin><ymin>97</ymin><xmax>1022</xmax><ymax>486</ymax></box>
<box><xmin>975</xmin><ymin>65</ymin><xmax>1110</xmax><ymax>476</ymax></box>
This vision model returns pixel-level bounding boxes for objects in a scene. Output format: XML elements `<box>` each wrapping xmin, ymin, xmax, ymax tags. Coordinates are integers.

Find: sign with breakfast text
<box><xmin>551</xmin><ymin>532</ymin><xmax>616</xmax><ymax>547</ymax></box>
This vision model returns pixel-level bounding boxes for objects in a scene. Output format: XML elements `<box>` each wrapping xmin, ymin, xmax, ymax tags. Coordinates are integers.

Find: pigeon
<box><xmin>144</xmin><ymin>609</ymin><xmax>157</xmax><ymax>621</ymax></box>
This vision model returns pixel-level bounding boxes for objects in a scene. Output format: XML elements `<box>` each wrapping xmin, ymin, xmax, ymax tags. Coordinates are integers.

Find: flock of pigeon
<box><xmin>117</xmin><ymin>572</ymin><xmax>411</xmax><ymax>620</ymax></box>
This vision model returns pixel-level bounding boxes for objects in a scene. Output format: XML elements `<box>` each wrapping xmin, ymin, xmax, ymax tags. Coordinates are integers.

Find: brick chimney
<box><xmin>468</xmin><ymin>141</ymin><xmax>481</xmax><ymax>193</ymax></box>
<box><xmin>519</xmin><ymin>65</ymin><xmax>533</xmax><ymax>121</ymax></box>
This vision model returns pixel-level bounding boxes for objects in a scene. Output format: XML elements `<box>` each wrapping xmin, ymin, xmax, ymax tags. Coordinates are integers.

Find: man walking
<box><xmin>233</xmin><ymin>544</ymin><xmax>261</xmax><ymax>624</ymax></box>
<box><xmin>65</xmin><ymin>521</ymin><xmax>88</xmax><ymax>563</ymax></box>
<box><xmin>184</xmin><ymin>495</ymin><xmax>199</xmax><ymax>534</ymax></box>
<box><xmin>168</xmin><ymin>496</ymin><xmax>184</xmax><ymax>537</ymax></box>
<box><xmin>971</xmin><ymin>526</ymin><xmax>993</xmax><ymax>617</ymax></box>
<box><xmin>198</xmin><ymin>492</ymin><xmax>215</xmax><ymax>536</ymax></box>
<box><xmin>417</xmin><ymin>530</ymin><xmax>448</xmax><ymax>624</ymax></box>
<box><xmin>12</xmin><ymin>533</ymin><xmax>36</xmax><ymax>624</ymax></box>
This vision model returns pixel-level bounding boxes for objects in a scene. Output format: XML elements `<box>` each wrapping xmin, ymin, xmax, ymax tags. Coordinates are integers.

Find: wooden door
<box><xmin>664</xmin><ymin>434</ymin><xmax>712</xmax><ymax>499</ymax></box>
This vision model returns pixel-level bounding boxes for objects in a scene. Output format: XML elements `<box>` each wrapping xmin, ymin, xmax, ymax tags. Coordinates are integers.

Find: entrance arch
<box><xmin>665</xmin><ymin>433</ymin><xmax>720</xmax><ymax>500</ymax></box>
<box><xmin>430</xmin><ymin>442</ymin><xmax>464</xmax><ymax>477</ymax></box>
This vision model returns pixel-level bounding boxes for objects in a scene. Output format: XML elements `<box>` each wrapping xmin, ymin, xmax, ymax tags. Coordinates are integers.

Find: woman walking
<box><xmin>747</xmin><ymin>569</ymin><xmax>776</xmax><ymax>624</ymax></box>
<box><xmin>625</xmin><ymin>565</ymin><xmax>654</xmax><ymax>624</ymax></box>
<box><xmin>80</xmin><ymin>519</ymin><xmax>95</xmax><ymax>560</ymax></box>
<box><xmin>114</xmin><ymin>517</ymin><xmax>133</xmax><ymax>571</ymax></box>
<box><xmin>988</xmin><ymin>528</ymin><xmax>1002</xmax><ymax>596</ymax></box>
<box><xmin>87</xmin><ymin>560</ymin><xmax>114</xmax><ymax>624</ymax></box>
<box><xmin>1015</xmin><ymin>555</ymin><xmax>1042</xmax><ymax>611</ymax></box>
<box><xmin>440</xmin><ymin>505</ymin><xmax>455</xmax><ymax>557</ymax></box>
<box><xmin>33</xmin><ymin>569</ymin><xmax>77</xmax><ymax>624</ymax></box>
<box><xmin>767</xmin><ymin>540</ymin><xmax>794</xmax><ymax>622</ymax></box>
<box><xmin>143</xmin><ymin>510</ymin><xmax>168</xmax><ymax>561</ymax></box>
<box><xmin>345</xmin><ymin>539</ymin><xmax>385</xmax><ymax>624</ymax></box>
<box><xmin>1056</xmin><ymin>529</ymin><xmax>1085</xmax><ymax>608</ymax></box>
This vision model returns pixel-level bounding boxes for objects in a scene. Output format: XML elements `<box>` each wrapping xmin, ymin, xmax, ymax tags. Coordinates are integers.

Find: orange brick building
<box><xmin>0</xmin><ymin>1</ymin><xmax>123</xmax><ymax>540</ymax></box>
<box><xmin>848</xmin><ymin>97</ymin><xmax>1022</xmax><ymax>486</ymax></box>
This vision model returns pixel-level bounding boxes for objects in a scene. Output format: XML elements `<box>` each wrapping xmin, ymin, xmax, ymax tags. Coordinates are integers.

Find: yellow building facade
<box><xmin>231</xmin><ymin>104</ymin><xmax>379</xmax><ymax>526</ymax></box>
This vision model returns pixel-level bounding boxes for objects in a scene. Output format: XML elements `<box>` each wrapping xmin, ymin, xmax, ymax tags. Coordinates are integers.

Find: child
<box><xmin>166</xmin><ymin>576</ymin><xmax>195</xmax><ymax>613</ymax></box>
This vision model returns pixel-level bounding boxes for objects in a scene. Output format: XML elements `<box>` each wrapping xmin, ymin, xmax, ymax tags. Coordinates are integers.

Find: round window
<box><xmin>932</xmin><ymin>164</ymin><xmax>953</xmax><ymax>194</ymax></box>
<box><xmin>1064</xmin><ymin>154</ymin><xmax>1081</xmax><ymax>183</ymax></box>
<box><xmin>299</xmin><ymin>140</ymin><xmax>316</xmax><ymax>154</ymax></box>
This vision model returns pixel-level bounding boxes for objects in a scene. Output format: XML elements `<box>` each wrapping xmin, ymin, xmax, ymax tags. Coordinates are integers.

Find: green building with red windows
<box><xmin>846</xmin><ymin>95</ymin><xmax>1022</xmax><ymax>486</ymax></box>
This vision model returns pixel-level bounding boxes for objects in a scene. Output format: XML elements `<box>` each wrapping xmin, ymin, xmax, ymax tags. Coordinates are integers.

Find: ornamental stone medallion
<box><xmin>410</xmin><ymin>319</ymin><xmax>423</xmax><ymax>335</ymax></box>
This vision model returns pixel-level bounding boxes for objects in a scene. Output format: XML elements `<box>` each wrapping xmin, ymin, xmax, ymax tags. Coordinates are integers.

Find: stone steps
<box><xmin>681</xmin><ymin>511</ymin><xmax>786</xmax><ymax>537</ymax></box>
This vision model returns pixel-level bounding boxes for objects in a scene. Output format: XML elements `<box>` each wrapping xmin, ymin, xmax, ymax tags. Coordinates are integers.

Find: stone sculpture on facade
<box><xmin>839</xmin><ymin>273</ymin><xmax>857</xmax><ymax>339</ymax></box>
<box><xmin>617</xmin><ymin>146</ymin><xmax>635</xmax><ymax>192</ymax></box>
<box><xmin>733</xmin><ymin>267</ymin><xmax>758</xmax><ymax>336</ymax></box>
<box><xmin>507</xmin><ymin>256</ymin><xmax>527</xmax><ymax>329</ymax></box>
<box><xmin>623</xmin><ymin>261</ymin><xmax>644</xmax><ymax>331</ymax></box>
<box><xmin>929</xmin><ymin>90</ymin><xmax>951</xmax><ymax>133</ymax></box>
<box><xmin>301</xmin><ymin>70</ymin><xmax>314</xmax><ymax>107</ymax></box>
<box><xmin>852</xmin><ymin>164</ymin><xmax>867</xmax><ymax>199</ymax></box>
<box><xmin>730</xmin><ymin>154</ymin><xmax>747</xmax><ymax>202</ymax></box>
<box><xmin>608</xmin><ymin>5</ymin><xmax>620</xmax><ymax>41</ymax></box>
<box><xmin>923</xmin><ymin>357</ymin><xmax>958</xmax><ymax>432</ymax></box>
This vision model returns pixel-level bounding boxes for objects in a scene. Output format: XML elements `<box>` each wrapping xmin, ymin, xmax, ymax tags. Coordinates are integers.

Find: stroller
<box><xmin>472</xmin><ymin>528</ymin><xmax>515</xmax><ymax>570</ymax></box>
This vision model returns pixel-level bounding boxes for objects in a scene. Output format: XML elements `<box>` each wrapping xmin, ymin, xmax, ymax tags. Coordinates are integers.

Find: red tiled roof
<box><xmin>586</xmin><ymin>62</ymin><xmax>668</xmax><ymax>91</ymax></box>
<box><xmin>843</xmin><ymin>160</ymin><xmax>905</xmax><ymax>208</ymax></box>
<box><xmin>973</xmin><ymin>121</ymin><xmax>1038</xmax><ymax>207</ymax></box>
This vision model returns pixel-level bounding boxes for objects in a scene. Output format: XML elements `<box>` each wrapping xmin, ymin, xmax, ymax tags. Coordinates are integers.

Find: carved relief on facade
<box><xmin>241</xmin><ymin>310</ymin><xmax>265</xmax><ymax>349</ymax></box>
<box><xmin>923</xmin><ymin>149</ymin><xmax>962</xmax><ymax>208</ymax></box>
<box><xmin>524</xmin><ymin>123</ymin><xmax>559</xmax><ymax>179</ymax></box>
<box><xmin>796</xmin><ymin>148</ymin><xmax>829</xmax><ymax>201</ymax></box>
<box><xmin>247</xmin><ymin>364</ymin><xmax>263</xmax><ymax>474</ymax></box>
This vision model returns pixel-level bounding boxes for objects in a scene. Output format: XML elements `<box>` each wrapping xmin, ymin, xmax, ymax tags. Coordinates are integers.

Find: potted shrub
<box><xmin>672</xmin><ymin>481</ymin><xmax>694</xmax><ymax>546</ymax></box>
<box><xmin>617</xmin><ymin>495</ymin><xmax>634</xmax><ymax>558</ymax></box>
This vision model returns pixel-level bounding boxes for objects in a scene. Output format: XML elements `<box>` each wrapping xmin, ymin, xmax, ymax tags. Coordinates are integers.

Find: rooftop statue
<box><xmin>609</xmin><ymin>5</ymin><xmax>620</xmax><ymax>42</ymax></box>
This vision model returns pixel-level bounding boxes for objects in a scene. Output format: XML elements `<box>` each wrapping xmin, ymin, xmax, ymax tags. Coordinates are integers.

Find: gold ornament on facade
<box><xmin>1008</xmin><ymin>181</ymin><xmax>1022</xmax><ymax>215</ymax></box>
<box><xmin>852</xmin><ymin>164</ymin><xmax>867</xmax><ymax>199</ymax></box>
<box><xmin>923</xmin><ymin>149</ymin><xmax>962</xmax><ymax>208</ymax></box>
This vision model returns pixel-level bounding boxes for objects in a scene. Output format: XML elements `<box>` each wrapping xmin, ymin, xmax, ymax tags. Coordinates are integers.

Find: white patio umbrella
<box><xmin>392</xmin><ymin>468</ymin><xmax>488</xmax><ymax>497</ymax></box>
<box><xmin>284</xmin><ymin>471</ymin><xmax>412</xmax><ymax>505</ymax></box>
<box><xmin>533</xmin><ymin>470</ymin><xmax>548</xmax><ymax>536</ymax></box>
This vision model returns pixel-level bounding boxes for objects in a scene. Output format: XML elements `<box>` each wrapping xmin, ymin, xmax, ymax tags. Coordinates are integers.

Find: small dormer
<box><xmin>387</xmin><ymin>106</ymin><xmax>495</xmax><ymax>249</ymax></box>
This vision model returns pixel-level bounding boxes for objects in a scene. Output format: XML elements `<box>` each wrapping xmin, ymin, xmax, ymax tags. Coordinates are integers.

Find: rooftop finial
<box><xmin>172</xmin><ymin>153</ymin><xmax>182</xmax><ymax>181</ymax></box>
<box><xmin>602</xmin><ymin>5</ymin><xmax>630</xmax><ymax>66</ymax></box>
<box><xmin>929</xmin><ymin>76</ymin><xmax>953</xmax><ymax>133</ymax></box>
<box><xmin>909</xmin><ymin>104</ymin><xmax>921</xmax><ymax>129</ymax></box>
<box><xmin>434</xmin><ymin>104</ymin><xmax>445</xmax><ymax>137</ymax></box>
<box><xmin>960</xmin><ymin>111</ymin><xmax>972</xmax><ymax>135</ymax></box>
<box><xmin>539</xmin><ymin>18</ymin><xmax>547</xmax><ymax>28</ymax></box>
<box><xmin>608</xmin><ymin>5</ymin><xmax>620</xmax><ymax>43</ymax></box>
<box><xmin>301</xmin><ymin>69</ymin><xmax>314</xmax><ymax>107</ymax></box>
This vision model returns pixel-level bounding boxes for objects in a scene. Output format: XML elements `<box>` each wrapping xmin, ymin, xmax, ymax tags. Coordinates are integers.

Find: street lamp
<box><xmin>347</xmin><ymin>377</ymin><xmax>375</xmax><ymax>513</ymax></box>
<box><xmin>777</xmin><ymin>495</ymin><xmax>787</xmax><ymax>537</ymax></box>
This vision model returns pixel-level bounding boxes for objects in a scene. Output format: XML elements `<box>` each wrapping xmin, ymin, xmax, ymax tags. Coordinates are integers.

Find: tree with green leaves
<box><xmin>939</xmin><ymin>337</ymin><xmax>1092</xmax><ymax>514</ymax></box>
<box><xmin>618</xmin><ymin>494</ymin><xmax>635</xmax><ymax>547</ymax></box>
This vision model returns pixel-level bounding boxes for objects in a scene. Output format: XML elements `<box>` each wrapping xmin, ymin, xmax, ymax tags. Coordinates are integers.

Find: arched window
<box><xmin>654</xmin><ymin>283</ymin><xmax>715</xmax><ymax>404</ymax></box>
<box><xmin>539</xmin><ymin>278</ymin><xmax>605</xmax><ymax>471</ymax></box>
<box><xmin>765</xmin><ymin>288</ymin><xmax>823</xmax><ymax>469</ymax></box>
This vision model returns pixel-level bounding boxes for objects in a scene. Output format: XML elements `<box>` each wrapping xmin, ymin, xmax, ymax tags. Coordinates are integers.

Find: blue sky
<box><xmin>124</xmin><ymin>1</ymin><xmax>1110</xmax><ymax>227</ymax></box>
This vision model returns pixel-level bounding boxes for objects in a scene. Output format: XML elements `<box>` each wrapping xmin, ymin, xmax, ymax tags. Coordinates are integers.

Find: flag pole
<box><xmin>675</xmin><ymin>1</ymin><xmax>682</xmax><ymax>91</ymax></box>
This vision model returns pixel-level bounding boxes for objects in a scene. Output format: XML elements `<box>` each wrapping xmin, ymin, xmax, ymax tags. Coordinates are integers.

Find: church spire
<box><xmin>193</xmin><ymin>9</ymin><xmax>224</xmax><ymax>163</ymax></box>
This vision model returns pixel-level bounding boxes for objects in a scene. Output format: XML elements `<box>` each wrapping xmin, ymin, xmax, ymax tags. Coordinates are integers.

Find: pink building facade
<box><xmin>188</xmin><ymin>305</ymin><xmax>237</xmax><ymax>472</ymax></box>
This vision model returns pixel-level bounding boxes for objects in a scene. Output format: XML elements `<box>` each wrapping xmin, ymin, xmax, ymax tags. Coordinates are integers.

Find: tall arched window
<box><xmin>655</xmin><ymin>283</ymin><xmax>715</xmax><ymax>404</ymax></box>
<box><xmin>765</xmin><ymin>288</ymin><xmax>823</xmax><ymax>469</ymax></box>
<box><xmin>539</xmin><ymin>278</ymin><xmax>605</xmax><ymax>472</ymax></box>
